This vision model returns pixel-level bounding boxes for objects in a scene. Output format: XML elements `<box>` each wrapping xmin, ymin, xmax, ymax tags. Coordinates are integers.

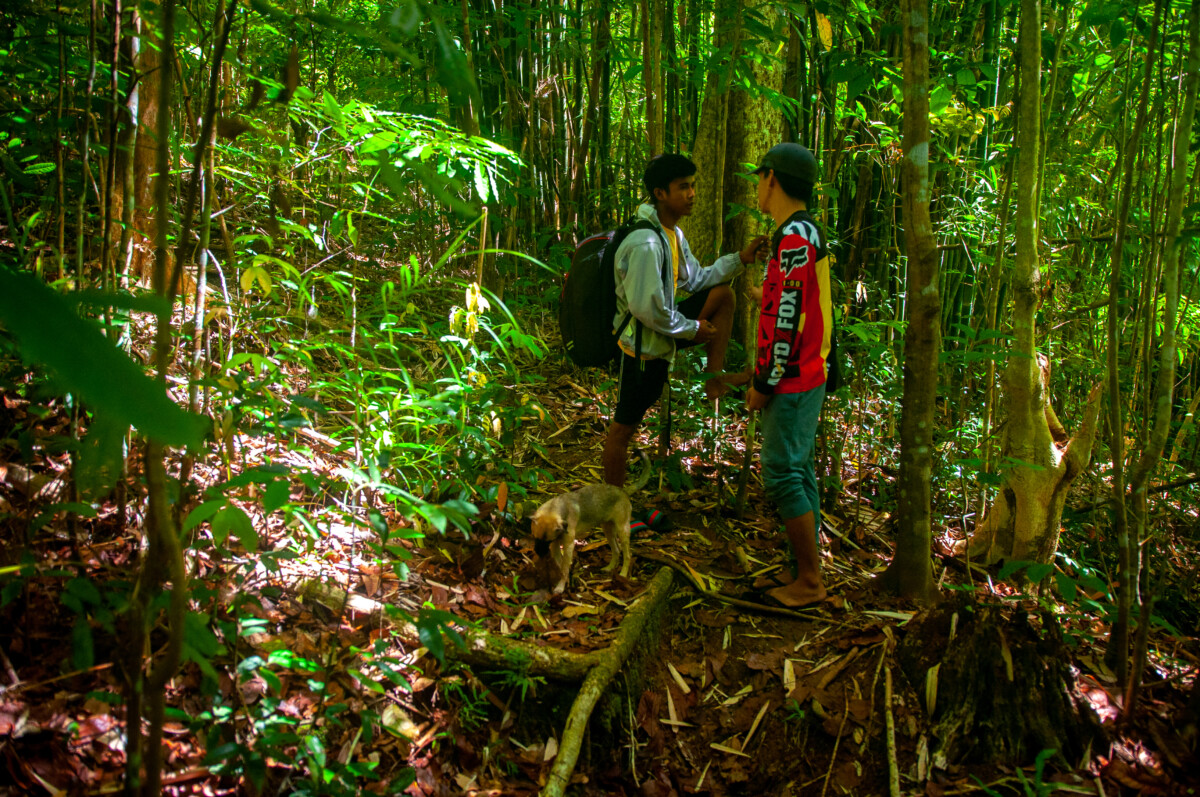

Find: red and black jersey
<box><xmin>753</xmin><ymin>210</ymin><xmax>832</xmax><ymax>395</ymax></box>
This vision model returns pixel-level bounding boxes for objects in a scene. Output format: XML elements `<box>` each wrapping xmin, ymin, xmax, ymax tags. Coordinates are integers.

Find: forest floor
<box><xmin>0</xmin><ymin>330</ymin><xmax>1198</xmax><ymax>796</ymax></box>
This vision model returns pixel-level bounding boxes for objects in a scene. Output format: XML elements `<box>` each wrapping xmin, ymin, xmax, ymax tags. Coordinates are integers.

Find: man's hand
<box><xmin>746</xmin><ymin>386</ymin><xmax>770</xmax><ymax>411</ymax></box>
<box><xmin>692</xmin><ymin>319</ymin><xmax>718</xmax><ymax>344</ymax></box>
<box><xmin>740</xmin><ymin>235</ymin><xmax>770</xmax><ymax>266</ymax></box>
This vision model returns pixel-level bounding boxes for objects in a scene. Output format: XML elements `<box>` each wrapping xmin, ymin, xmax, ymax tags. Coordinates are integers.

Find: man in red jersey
<box><xmin>748</xmin><ymin>143</ymin><xmax>832</xmax><ymax>608</ymax></box>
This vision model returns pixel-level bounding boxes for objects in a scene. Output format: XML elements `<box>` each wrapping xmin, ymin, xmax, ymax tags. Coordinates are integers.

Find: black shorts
<box><xmin>613</xmin><ymin>287</ymin><xmax>713</xmax><ymax>427</ymax></box>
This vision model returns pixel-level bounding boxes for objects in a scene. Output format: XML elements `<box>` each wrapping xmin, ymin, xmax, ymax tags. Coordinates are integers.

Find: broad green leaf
<box><xmin>998</xmin><ymin>559</ymin><xmax>1031</xmax><ymax>579</ymax></box>
<box><xmin>1026</xmin><ymin>563</ymin><xmax>1054</xmax><ymax>583</ymax></box>
<box><xmin>0</xmin><ymin>270</ymin><xmax>207</xmax><ymax>448</ymax></box>
<box><xmin>240</xmin><ymin>265</ymin><xmax>273</xmax><ymax>294</ymax></box>
<box><xmin>212</xmin><ymin>504</ymin><xmax>256</xmax><ymax>550</ymax></box>
<box><xmin>929</xmin><ymin>85</ymin><xmax>953</xmax><ymax>115</ymax></box>
<box><xmin>1072</xmin><ymin>70</ymin><xmax>1090</xmax><ymax>97</ymax></box>
<box><xmin>1055</xmin><ymin>572</ymin><xmax>1078</xmax><ymax>602</ymax></box>
<box><xmin>183</xmin><ymin>499</ymin><xmax>227</xmax><ymax>533</ymax></box>
<box><xmin>72</xmin><ymin>617</ymin><xmax>94</xmax><ymax>669</ymax></box>
<box><xmin>955</xmin><ymin>69</ymin><xmax>976</xmax><ymax>87</ymax></box>
<box><xmin>263</xmin><ymin>479</ymin><xmax>290</xmax><ymax>514</ymax></box>
<box><xmin>185</xmin><ymin>610</ymin><xmax>221</xmax><ymax>657</ymax></box>
<box><xmin>322</xmin><ymin>90</ymin><xmax>343</xmax><ymax>123</ymax></box>
<box><xmin>1109</xmin><ymin>18</ymin><xmax>1126</xmax><ymax>46</ymax></box>
<box><xmin>359</xmin><ymin>132</ymin><xmax>396</xmax><ymax>154</ymax></box>
<box><xmin>76</xmin><ymin>413</ymin><xmax>127</xmax><ymax>499</ymax></box>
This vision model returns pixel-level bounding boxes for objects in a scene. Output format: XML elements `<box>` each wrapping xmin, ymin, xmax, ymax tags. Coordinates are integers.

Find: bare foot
<box><xmin>766</xmin><ymin>580</ymin><xmax>828</xmax><ymax>608</ymax></box>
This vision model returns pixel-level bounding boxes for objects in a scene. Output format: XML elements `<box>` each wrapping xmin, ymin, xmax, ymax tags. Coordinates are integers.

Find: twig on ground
<box><xmin>639</xmin><ymin>550</ymin><xmax>837</xmax><ymax>623</ymax></box>
<box><xmin>885</xmin><ymin>665</ymin><xmax>900</xmax><ymax>797</ymax></box>
<box><xmin>820</xmin><ymin>688</ymin><xmax>850</xmax><ymax>797</ymax></box>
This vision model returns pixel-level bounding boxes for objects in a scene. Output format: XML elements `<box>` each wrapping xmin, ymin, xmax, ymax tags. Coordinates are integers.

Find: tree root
<box><xmin>294</xmin><ymin>577</ymin><xmax>600</xmax><ymax>681</ymax></box>
<box><xmin>296</xmin><ymin>567</ymin><xmax>680</xmax><ymax>794</ymax></box>
<box><xmin>541</xmin><ymin>566</ymin><xmax>676</xmax><ymax>797</ymax></box>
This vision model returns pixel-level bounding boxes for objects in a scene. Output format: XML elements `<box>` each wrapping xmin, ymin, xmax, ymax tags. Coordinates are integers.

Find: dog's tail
<box><xmin>625</xmin><ymin>448</ymin><xmax>652</xmax><ymax>495</ymax></box>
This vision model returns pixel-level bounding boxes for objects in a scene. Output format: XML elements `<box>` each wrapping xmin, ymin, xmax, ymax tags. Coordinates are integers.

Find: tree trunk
<box><xmin>1106</xmin><ymin>0</ymin><xmax>1163</xmax><ymax>684</ymax></box>
<box><xmin>129</xmin><ymin>14</ymin><xmax>161</xmax><ymax>284</ymax></box>
<box><xmin>962</xmin><ymin>0</ymin><xmax>1103</xmax><ymax>566</ymax></box>
<box><xmin>678</xmin><ymin>0</ymin><xmax>736</xmax><ymax>263</ymax></box>
<box><xmin>723</xmin><ymin>4</ymin><xmax>784</xmax><ymax>351</ymax></box>
<box><xmin>897</xmin><ymin>595</ymin><xmax>1107</xmax><ymax>767</ymax></box>
<box><xmin>880</xmin><ymin>0</ymin><xmax>937</xmax><ymax>602</ymax></box>
<box><xmin>642</xmin><ymin>0</ymin><xmax>664</xmax><ymax>153</ymax></box>
<box><xmin>1123</xmin><ymin>0</ymin><xmax>1198</xmax><ymax>717</ymax></box>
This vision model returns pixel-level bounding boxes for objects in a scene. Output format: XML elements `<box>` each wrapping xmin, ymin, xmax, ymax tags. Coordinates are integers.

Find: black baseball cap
<box><xmin>754</xmin><ymin>143</ymin><xmax>819</xmax><ymax>183</ymax></box>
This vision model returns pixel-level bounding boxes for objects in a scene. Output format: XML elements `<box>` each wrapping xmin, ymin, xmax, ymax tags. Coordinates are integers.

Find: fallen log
<box><xmin>541</xmin><ymin>565</ymin><xmax>675</xmax><ymax>797</ymax></box>
<box><xmin>295</xmin><ymin>577</ymin><xmax>598</xmax><ymax>682</ymax></box>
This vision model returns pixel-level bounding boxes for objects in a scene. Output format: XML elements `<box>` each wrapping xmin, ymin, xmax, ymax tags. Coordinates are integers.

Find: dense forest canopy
<box><xmin>0</xmin><ymin>0</ymin><xmax>1198</xmax><ymax>793</ymax></box>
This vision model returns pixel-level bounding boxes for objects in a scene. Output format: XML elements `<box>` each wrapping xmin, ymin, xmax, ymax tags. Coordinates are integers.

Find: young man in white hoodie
<box><xmin>601</xmin><ymin>154</ymin><xmax>767</xmax><ymax>487</ymax></box>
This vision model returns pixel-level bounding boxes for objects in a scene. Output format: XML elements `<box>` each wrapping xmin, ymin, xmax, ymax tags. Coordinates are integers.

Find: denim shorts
<box><xmin>759</xmin><ymin>384</ymin><xmax>825</xmax><ymax>520</ymax></box>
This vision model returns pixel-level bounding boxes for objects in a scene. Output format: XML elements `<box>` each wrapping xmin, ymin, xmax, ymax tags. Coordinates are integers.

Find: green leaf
<box><xmin>23</xmin><ymin>162</ymin><xmax>54</xmax><ymax>176</ymax></box>
<box><xmin>1072</xmin><ymin>70</ymin><xmax>1090</xmax><ymax>97</ymax></box>
<box><xmin>359</xmin><ymin>132</ymin><xmax>397</xmax><ymax>154</ymax></box>
<box><xmin>955</xmin><ymin>68</ymin><xmax>976</xmax><ymax>87</ymax></box>
<box><xmin>322</xmin><ymin>91</ymin><xmax>343</xmax><ymax>123</ymax></box>
<box><xmin>183</xmin><ymin>499</ymin><xmax>227</xmax><ymax>533</ymax></box>
<box><xmin>1026</xmin><ymin>563</ymin><xmax>1054</xmax><ymax>583</ymax></box>
<box><xmin>998</xmin><ymin>560</ymin><xmax>1031</xmax><ymax>580</ymax></box>
<box><xmin>1109</xmin><ymin>18</ymin><xmax>1126</xmax><ymax>47</ymax></box>
<box><xmin>0</xmin><ymin>270</ymin><xmax>207</xmax><ymax>448</ymax></box>
<box><xmin>1055</xmin><ymin>572</ymin><xmax>1078</xmax><ymax>602</ymax></box>
<box><xmin>184</xmin><ymin>611</ymin><xmax>220</xmax><ymax>658</ymax></box>
<box><xmin>929</xmin><ymin>85</ymin><xmax>953</xmax><ymax>115</ymax></box>
<box><xmin>76</xmin><ymin>413</ymin><xmax>127</xmax><ymax>500</ymax></box>
<box><xmin>263</xmin><ymin>479</ymin><xmax>290</xmax><ymax>515</ymax></box>
<box><xmin>240</xmin><ymin>265</ymin><xmax>273</xmax><ymax>294</ymax></box>
<box><xmin>212</xmin><ymin>505</ymin><xmax>257</xmax><ymax>550</ymax></box>
<box><xmin>416</xmin><ymin>608</ymin><xmax>468</xmax><ymax>666</ymax></box>
<box><xmin>72</xmin><ymin>617</ymin><xmax>94</xmax><ymax>669</ymax></box>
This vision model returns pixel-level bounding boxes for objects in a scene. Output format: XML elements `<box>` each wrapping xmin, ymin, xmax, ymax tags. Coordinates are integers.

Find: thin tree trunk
<box><xmin>1106</xmin><ymin>0</ymin><xmax>1163</xmax><ymax>684</ymax></box>
<box><xmin>881</xmin><ymin>0</ymin><xmax>937</xmax><ymax>602</ymax></box>
<box><xmin>961</xmin><ymin>0</ymin><xmax>1104</xmax><ymax>569</ymax></box>
<box><xmin>1124</xmin><ymin>0</ymin><xmax>1198</xmax><ymax>718</ymax></box>
<box><xmin>642</xmin><ymin>0</ymin><xmax>664</xmax><ymax>152</ymax></box>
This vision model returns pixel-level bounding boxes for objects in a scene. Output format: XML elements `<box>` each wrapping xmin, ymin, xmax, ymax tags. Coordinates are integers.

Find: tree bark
<box><xmin>880</xmin><ymin>0</ymin><xmax>937</xmax><ymax>602</ymax></box>
<box><xmin>129</xmin><ymin>10</ymin><xmax>161</xmax><ymax>285</ymax></box>
<box><xmin>1106</xmin><ymin>0</ymin><xmax>1163</xmax><ymax>684</ymax></box>
<box><xmin>1123</xmin><ymin>0</ymin><xmax>1198</xmax><ymax>717</ymax></box>
<box><xmin>678</xmin><ymin>0</ymin><xmax>736</xmax><ymax>263</ymax></box>
<box><xmin>724</xmin><ymin>3</ymin><xmax>784</xmax><ymax>350</ymax></box>
<box><xmin>681</xmin><ymin>0</ymin><xmax>784</xmax><ymax>353</ymax></box>
<box><xmin>642</xmin><ymin>0</ymin><xmax>664</xmax><ymax>153</ymax></box>
<box><xmin>962</xmin><ymin>0</ymin><xmax>1104</xmax><ymax>567</ymax></box>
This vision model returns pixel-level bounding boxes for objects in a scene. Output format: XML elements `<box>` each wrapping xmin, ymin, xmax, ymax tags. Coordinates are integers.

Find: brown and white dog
<box><xmin>530</xmin><ymin>483</ymin><xmax>633</xmax><ymax>594</ymax></box>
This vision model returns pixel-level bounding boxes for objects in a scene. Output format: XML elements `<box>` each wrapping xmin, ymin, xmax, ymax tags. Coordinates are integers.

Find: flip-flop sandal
<box><xmin>750</xmin><ymin>569</ymin><xmax>792</xmax><ymax>589</ymax></box>
<box><xmin>755</xmin><ymin>588</ymin><xmax>828</xmax><ymax>612</ymax></box>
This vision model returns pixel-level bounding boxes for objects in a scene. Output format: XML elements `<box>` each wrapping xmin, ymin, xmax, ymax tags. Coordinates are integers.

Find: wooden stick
<box><xmin>885</xmin><ymin>666</ymin><xmax>901</xmax><ymax>797</ymax></box>
<box><xmin>735</xmin><ymin>412</ymin><xmax>757</xmax><ymax>518</ymax></box>
<box><xmin>638</xmin><ymin>550</ymin><xmax>835</xmax><ymax>622</ymax></box>
<box><xmin>820</xmin><ymin>689</ymin><xmax>851</xmax><ymax>797</ymax></box>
